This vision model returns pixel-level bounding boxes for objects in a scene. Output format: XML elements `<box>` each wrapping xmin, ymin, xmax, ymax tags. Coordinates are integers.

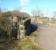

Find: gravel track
<box><xmin>36</xmin><ymin>25</ymin><xmax>56</xmax><ymax>50</ymax></box>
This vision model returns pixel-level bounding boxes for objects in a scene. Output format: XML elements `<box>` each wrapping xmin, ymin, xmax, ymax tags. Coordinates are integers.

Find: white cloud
<box><xmin>20</xmin><ymin>9</ymin><xmax>32</xmax><ymax>16</ymax></box>
<box><xmin>19</xmin><ymin>0</ymin><xmax>31</xmax><ymax>15</ymax></box>
<box><xmin>20</xmin><ymin>0</ymin><xmax>29</xmax><ymax>6</ymax></box>
<box><xmin>20</xmin><ymin>0</ymin><xmax>30</xmax><ymax>12</ymax></box>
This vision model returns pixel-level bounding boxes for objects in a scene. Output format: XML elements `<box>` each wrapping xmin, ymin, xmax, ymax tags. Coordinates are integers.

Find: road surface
<box><xmin>36</xmin><ymin>25</ymin><xmax>56</xmax><ymax>50</ymax></box>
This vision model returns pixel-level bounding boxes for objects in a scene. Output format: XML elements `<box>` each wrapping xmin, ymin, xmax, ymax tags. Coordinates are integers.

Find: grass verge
<box><xmin>19</xmin><ymin>37</ymin><xmax>44</xmax><ymax>50</ymax></box>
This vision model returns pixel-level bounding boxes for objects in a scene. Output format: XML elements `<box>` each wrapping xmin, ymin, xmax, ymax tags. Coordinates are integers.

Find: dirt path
<box><xmin>36</xmin><ymin>25</ymin><xmax>56</xmax><ymax>50</ymax></box>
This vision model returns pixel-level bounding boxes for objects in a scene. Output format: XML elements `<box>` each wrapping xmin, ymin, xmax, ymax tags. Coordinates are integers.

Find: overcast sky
<box><xmin>0</xmin><ymin>0</ymin><xmax>56</xmax><ymax>17</ymax></box>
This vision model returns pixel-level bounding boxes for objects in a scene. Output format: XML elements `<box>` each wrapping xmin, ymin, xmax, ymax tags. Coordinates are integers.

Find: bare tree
<box><xmin>53</xmin><ymin>11</ymin><xmax>56</xmax><ymax>18</ymax></box>
<box><xmin>32</xmin><ymin>10</ymin><xmax>40</xmax><ymax>24</ymax></box>
<box><xmin>32</xmin><ymin>9</ymin><xmax>44</xmax><ymax>17</ymax></box>
<box><xmin>0</xmin><ymin>8</ymin><xmax>2</xmax><ymax>17</ymax></box>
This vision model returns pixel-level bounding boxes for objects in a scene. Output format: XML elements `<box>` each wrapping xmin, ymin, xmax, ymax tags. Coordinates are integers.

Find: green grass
<box><xmin>19</xmin><ymin>37</ymin><xmax>44</xmax><ymax>50</ymax></box>
<box><xmin>0</xmin><ymin>33</ymin><xmax>44</xmax><ymax>50</ymax></box>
